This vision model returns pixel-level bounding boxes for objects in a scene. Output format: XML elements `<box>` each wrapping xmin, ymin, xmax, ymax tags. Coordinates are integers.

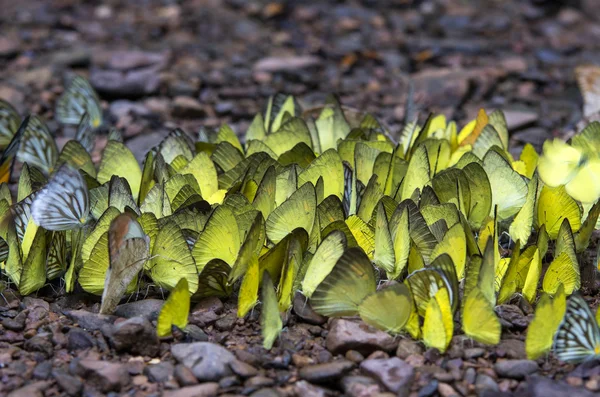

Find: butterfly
<box><xmin>55</xmin><ymin>75</ymin><xmax>102</xmax><ymax>128</ymax></box>
<box><xmin>157</xmin><ymin>278</ymin><xmax>191</xmax><ymax>337</ymax></box>
<box><xmin>100</xmin><ymin>213</ymin><xmax>150</xmax><ymax>314</ymax></box>
<box><xmin>0</xmin><ymin>115</ymin><xmax>29</xmax><ymax>184</ymax></box>
<box><xmin>17</xmin><ymin>115</ymin><xmax>58</xmax><ymax>175</ymax></box>
<box><xmin>75</xmin><ymin>113</ymin><xmax>96</xmax><ymax>153</ymax></box>
<box><xmin>553</xmin><ymin>293</ymin><xmax>600</xmax><ymax>363</ymax></box>
<box><xmin>31</xmin><ymin>164</ymin><xmax>90</xmax><ymax>230</ymax></box>
<box><xmin>0</xmin><ymin>99</ymin><xmax>21</xmax><ymax>150</ymax></box>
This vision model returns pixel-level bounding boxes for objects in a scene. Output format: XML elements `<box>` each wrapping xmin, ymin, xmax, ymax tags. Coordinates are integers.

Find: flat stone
<box><xmin>215</xmin><ymin>312</ymin><xmax>237</xmax><ymax>331</ymax></box>
<box><xmin>66</xmin><ymin>328</ymin><xmax>96</xmax><ymax>351</ymax></box>
<box><xmin>494</xmin><ymin>359</ymin><xmax>538</xmax><ymax>379</ymax></box>
<box><xmin>171</xmin><ymin>342</ymin><xmax>235</xmax><ymax>381</ymax></box>
<box><xmin>464</xmin><ymin>348</ymin><xmax>486</xmax><ymax>359</ymax></box>
<box><xmin>70</xmin><ymin>359</ymin><xmax>130</xmax><ymax>392</ymax></box>
<box><xmin>91</xmin><ymin>67</ymin><xmax>161</xmax><ymax>98</ymax></box>
<box><xmin>162</xmin><ymin>383</ymin><xmax>219</xmax><ymax>397</ymax></box>
<box><xmin>503</xmin><ymin>109</ymin><xmax>539</xmax><ymax>131</ymax></box>
<box><xmin>341</xmin><ymin>375</ymin><xmax>382</xmax><ymax>397</ymax></box>
<box><xmin>33</xmin><ymin>361</ymin><xmax>52</xmax><ymax>380</ymax></box>
<box><xmin>2</xmin><ymin>311</ymin><xmax>26</xmax><ymax>331</ymax></box>
<box><xmin>106</xmin><ymin>316</ymin><xmax>160</xmax><ymax>356</ymax></box>
<box><xmin>172</xmin><ymin>96</ymin><xmax>206</xmax><ymax>118</ymax></box>
<box><xmin>526</xmin><ymin>376</ymin><xmax>597</xmax><ymax>397</ymax></box>
<box><xmin>496</xmin><ymin>339</ymin><xmax>526</xmax><ymax>359</ymax></box>
<box><xmin>299</xmin><ymin>360</ymin><xmax>355</xmax><ymax>383</ymax></box>
<box><xmin>230</xmin><ymin>359</ymin><xmax>259</xmax><ymax>378</ymax></box>
<box><xmin>253</xmin><ymin>55</ymin><xmax>321</xmax><ymax>73</ymax></box>
<box><xmin>174</xmin><ymin>364</ymin><xmax>198</xmax><ymax>386</ymax></box>
<box><xmin>475</xmin><ymin>373</ymin><xmax>499</xmax><ymax>394</ymax></box>
<box><xmin>192</xmin><ymin>297</ymin><xmax>224</xmax><ymax>314</ymax></box>
<box><xmin>144</xmin><ymin>361</ymin><xmax>174</xmax><ymax>383</ymax></box>
<box><xmin>64</xmin><ymin>309</ymin><xmax>116</xmax><ymax>331</ymax></box>
<box><xmin>360</xmin><ymin>357</ymin><xmax>414</xmax><ymax>394</ymax></box>
<box><xmin>24</xmin><ymin>334</ymin><xmax>53</xmax><ymax>358</ymax></box>
<box><xmin>294</xmin><ymin>380</ymin><xmax>330</xmax><ymax>397</ymax></box>
<box><xmin>114</xmin><ymin>299</ymin><xmax>164</xmax><ymax>321</ymax></box>
<box><xmin>396</xmin><ymin>339</ymin><xmax>424</xmax><ymax>359</ymax></box>
<box><xmin>52</xmin><ymin>368</ymin><xmax>83</xmax><ymax>396</ymax></box>
<box><xmin>7</xmin><ymin>381</ymin><xmax>50</xmax><ymax>397</ymax></box>
<box><xmin>326</xmin><ymin>319</ymin><xmax>398</xmax><ymax>355</ymax></box>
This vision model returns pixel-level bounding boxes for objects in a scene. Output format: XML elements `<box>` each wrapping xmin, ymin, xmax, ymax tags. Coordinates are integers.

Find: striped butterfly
<box><xmin>0</xmin><ymin>115</ymin><xmax>29</xmax><ymax>184</ymax></box>
<box><xmin>31</xmin><ymin>164</ymin><xmax>90</xmax><ymax>231</ymax></box>
<box><xmin>17</xmin><ymin>115</ymin><xmax>58</xmax><ymax>175</ymax></box>
<box><xmin>56</xmin><ymin>75</ymin><xmax>102</xmax><ymax>128</ymax></box>
<box><xmin>553</xmin><ymin>293</ymin><xmax>600</xmax><ymax>363</ymax></box>
<box><xmin>0</xmin><ymin>99</ymin><xmax>21</xmax><ymax>149</ymax></box>
<box><xmin>75</xmin><ymin>113</ymin><xmax>96</xmax><ymax>153</ymax></box>
<box><xmin>342</xmin><ymin>161</ymin><xmax>365</xmax><ymax>217</ymax></box>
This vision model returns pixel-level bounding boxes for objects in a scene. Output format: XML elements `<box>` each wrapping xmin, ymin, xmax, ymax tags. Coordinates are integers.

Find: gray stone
<box><xmin>326</xmin><ymin>319</ymin><xmax>398</xmax><ymax>355</ymax></box>
<box><xmin>341</xmin><ymin>376</ymin><xmax>382</xmax><ymax>397</ymax></box>
<box><xmin>230</xmin><ymin>359</ymin><xmax>259</xmax><ymax>378</ymax></box>
<box><xmin>192</xmin><ymin>297</ymin><xmax>224</xmax><ymax>314</ymax></box>
<box><xmin>67</xmin><ymin>328</ymin><xmax>96</xmax><ymax>351</ymax></box>
<box><xmin>253</xmin><ymin>55</ymin><xmax>321</xmax><ymax>73</ymax></box>
<box><xmin>475</xmin><ymin>373</ymin><xmax>499</xmax><ymax>394</ymax></box>
<box><xmin>70</xmin><ymin>359</ymin><xmax>130</xmax><ymax>392</ymax></box>
<box><xmin>299</xmin><ymin>360</ymin><xmax>355</xmax><ymax>383</ymax></box>
<box><xmin>144</xmin><ymin>361</ymin><xmax>174</xmax><ymax>383</ymax></box>
<box><xmin>293</xmin><ymin>292</ymin><xmax>327</xmax><ymax>325</ymax></box>
<box><xmin>52</xmin><ymin>368</ymin><xmax>83</xmax><ymax>396</ymax></box>
<box><xmin>114</xmin><ymin>299</ymin><xmax>164</xmax><ymax>321</ymax></box>
<box><xmin>22</xmin><ymin>297</ymin><xmax>49</xmax><ymax>310</ymax></box>
<box><xmin>162</xmin><ymin>383</ymin><xmax>219</xmax><ymax>397</ymax></box>
<box><xmin>7</xmin><ymin>381</ymin><xmax>50</xmax><ymax>397</ymax></box>
<box><xmin>396</xmin><ymin>339</ymin><xmax>424</xmax><ymax>359</ymax></box>
<box><xmin>91</xmin><ymin>67</ymin><xmax>161</xmax><ymax>97</ymax></box>
<box><xmin>360</xmin><ymin>357</ymin><xmax>414</xmax><ymax>394</ymax></box>
<box><xmin>106</xmin><ymin>317</ymin><xmax>159</xmax><ymax>356</ymax></box>
<box><xmin>215</xmin><ymin>312</ymin><xmax>237</xmax><ymax>331</ymax></box>
<box><xmin>24</xmin><ymin>334</ymin><xmax>53</xmax><ymax>358</ymax></box>
<box><xmin>32</xmin><ymin>361</ymin><xmax>52</xmax><ymax>380</ymax></box>
<box><xmin>174</xmin><ymin>364</ymin><xmax>198</xmax><ymax>386</ymax></box>
<box><xmin>64</xmin><ymin>309</ymin><xmax>116</xmax><ymax>331</ymax></box>
<box><xmin>526</xmin><ymin>376</ymin><xmax>597</xmax><ymax>397</ymax></box>
<box><xmin>464</xmin><ymin>347</ymin><xmax>486</xmax><ymax>359</ymax></box>
<box><xmin>494</xmin><ymin>359</ymin><xmax>538</xmax><ymax>379</ymax></box>
<box><xmin>171</xmin><ymin>342</ymin><xmax>235</xmax><ymax>381</ymax></box>
<box><xmin>496</xmin><ymin>339</ymin><xmax>526</xmax><ymax>359</ymax></box>
<box><xmin>503</xmin><ymin>109</ymin><xmax>539</xmax><ymax>131</ymax></box>
<box><xmin>172</xmin><ymin>96</ymin><xmax>206</xmax><ymax>118</ymax></box>
<box><xmin>2</xmin><ymin>311</ymin><xmax>26</xmax><ymax>331</ymax></box>
<box><xmin>294</xmin><ymin>380</ymin><xmax>329</xmax><ymax>397</ymax></box>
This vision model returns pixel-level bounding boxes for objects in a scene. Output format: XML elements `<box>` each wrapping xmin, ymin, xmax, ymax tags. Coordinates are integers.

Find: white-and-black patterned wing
<box><xmin>553</xmin><ymin>293</ymin><xmax>600</xmax><ymax>363</ymax></box>
<box><xmin>31</xmin><ymin>165</ymin><xmax>90</xmax><ymax>230</ymax></box>
<box><xmin>17</xmin><ymin>116</ymin><xmax>58</xmax><ymax>174</ymax></box>
<box><xmin>75</xmin><ymin>113</ymin><xmax>96</xmax><ymax>153</ymax></box>
<box><xmin>56</xmin><ymin>75</ymin><xmax>102</xmax><ymax>127</ymax></box>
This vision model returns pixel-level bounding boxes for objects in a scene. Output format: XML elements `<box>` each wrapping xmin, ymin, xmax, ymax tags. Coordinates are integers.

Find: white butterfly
<box><xmin>553</xmin><ymin>293</ymin><xmax>600</xmax><ymax>363</ymax></box>
<box><xmin>31</xmin><ymin>164</ymin><xmax>90</xmax><ymax>231</ymax></box>
<box><xmin>17</xmin><ymin>115</ymin><xmax>58</xmax><ymax>175</ymax></box>
<box><xmin>56</xmin><ymin>75</ymin><xmax>102</xmax><ymax>128</ymax></box>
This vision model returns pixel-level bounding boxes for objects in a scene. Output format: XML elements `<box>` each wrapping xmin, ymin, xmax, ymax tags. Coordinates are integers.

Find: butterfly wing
<box><xmin>31</xmin><ymin>165</ymin><xmax>90</xmax><ymax>230</ymax></box>
<box><xmin>56</xmin><ymin>75</ymin><xmax>102</xmax><ymax>127</ymax></box>
<box><xmin>554</xmin><ymin>294</ymin><xmax>600</xmax><ymax>363</ymax></box>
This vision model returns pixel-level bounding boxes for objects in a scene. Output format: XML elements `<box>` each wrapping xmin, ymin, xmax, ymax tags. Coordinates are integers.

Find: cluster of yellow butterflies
<box><xmin>1</xmin><ymin>72</ymin><xmax>600</xmax><ymax>361</ymax></box>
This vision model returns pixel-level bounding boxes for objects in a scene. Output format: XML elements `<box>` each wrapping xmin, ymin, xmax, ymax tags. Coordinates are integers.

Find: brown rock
<box><xmin>360</xmin><ymin>357</ymin><xmax>414</xmax><ymax>394</ymax></box>
<box><xmin>326</xmin><ymin>319</ymin><xmax>398</xmax><ymax>356</ymax></box>
<box><xmin>70</xmin><ymin>359</ymin><xmax>131</xmax><ymax>392</ymax></box>
<box><xmin>162</xmin><ymin>383</ymin><xmax>219</xmax><ymax>397</ymax></box>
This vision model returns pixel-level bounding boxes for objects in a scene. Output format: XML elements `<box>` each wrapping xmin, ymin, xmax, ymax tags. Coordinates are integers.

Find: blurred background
<box><xmin>1</xmin><ymin>0</ymin><xmax>599</xmax><ymax>159</ymax></box>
